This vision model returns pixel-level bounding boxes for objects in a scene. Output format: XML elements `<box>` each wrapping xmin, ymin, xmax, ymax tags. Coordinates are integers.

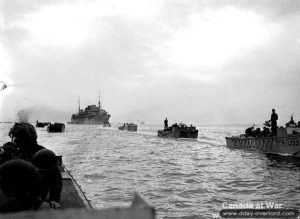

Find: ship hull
<box><xmin>71</xmin><ymin>115</ymin><xmax>110</xmax><ymax>125</ymax></box>
<box><xmin>225</xmin><ymin>135</ymin><xmax>300</xmax><ymax>156</ymax></box>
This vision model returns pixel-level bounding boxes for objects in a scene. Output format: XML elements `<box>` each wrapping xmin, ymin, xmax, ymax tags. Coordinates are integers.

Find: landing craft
<box><xmin>158</xmin><ymin>122</ymin><xmax>199</xmax><ymax>138</ymax></box>
<box><xmin>225</xmin><ymin>116</ymin><xmax>300</xmax><ymax>157</ymax></box>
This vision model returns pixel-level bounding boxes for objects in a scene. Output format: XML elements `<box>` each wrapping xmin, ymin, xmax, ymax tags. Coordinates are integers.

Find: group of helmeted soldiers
<box><xmin>0</xmin><ymin>123</ymin><xmax>62</xmax><ymax>213</ymax></box>
<box><xmin>245</xmin><ymin>109</ymin><xmax>278</xmax><ymax>137</ymax></box>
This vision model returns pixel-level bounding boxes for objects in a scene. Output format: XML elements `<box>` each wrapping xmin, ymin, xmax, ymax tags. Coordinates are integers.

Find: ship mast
<box><xmin>78</xmin><ymin>95</ymin><xmax>81</xmax><ymax>113</ymax></box>
<box><xmin>98</xmin><ymin>92</ymin><xmax>101</xmax><ymax>110</ymax></box>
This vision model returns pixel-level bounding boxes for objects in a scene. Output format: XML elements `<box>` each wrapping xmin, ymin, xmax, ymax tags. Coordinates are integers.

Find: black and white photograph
<box><xmin>0</xmin><ymin>0</ymin><xmax>299</xmax><ymax>218</ymax></box>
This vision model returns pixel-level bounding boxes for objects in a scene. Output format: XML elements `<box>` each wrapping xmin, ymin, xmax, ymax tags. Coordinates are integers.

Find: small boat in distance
<box><xmin>119</xmin><ymin>123</ymin><xmax>138</xmax><ymax>132</ymax></box>
<box><xmin>158</xmin><ymin>123</ymin><xmax>198</xmax><ymax>138</ymax></box>
<box><xmin>36</xmin><ymin>120</ymin><xmax>51</xmax><ymax>128</ymax></box>
<box><xmin>47</xmin><ymin>123</ymin><xmax>65</xmax><ymax>133</ymax></box>
<box><xmin>103</xmin><ymin>121</ymin><xmax>111</xmax><ymax>127</ymax></box>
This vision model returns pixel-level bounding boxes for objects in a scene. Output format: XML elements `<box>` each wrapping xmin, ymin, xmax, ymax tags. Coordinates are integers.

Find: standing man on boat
<box><xmin>269</xmin><ymin>109</ymin><xmax>278</xmax><ymax>136</ymax></box>
<box><xmin>164</xmin><ymin>118</ymin><xmax>168</xmax><ymax>129</ymax></box>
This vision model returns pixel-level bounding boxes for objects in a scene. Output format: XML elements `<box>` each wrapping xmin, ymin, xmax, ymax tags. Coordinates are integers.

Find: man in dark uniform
<box><xmin>270</xmin><ymin>109</ymin><xmax>278</xmax><ymax>136</ymax></box>
<box><xmin>7</xmin><ymin>122</ymin><xmax>62</xmax><ymax>209</ymax></box>
<box><xmin>8</xmin><ymin>123</ymin><xmax>44</xmax><ymax>161</ymax></box>
<box><xmin>0</xmin><ymin>159</ymin><xmax>43</xmax><ymax>212</ymax></box>
<box><xmin>164</xmin><ymin>118</ymin><xmax>168</xmax><ymax>129</ymax></box>
<box><xmin>245</xmin><ymin>126</ymin><xmax>254</xmax><ymax>137</ymax></box>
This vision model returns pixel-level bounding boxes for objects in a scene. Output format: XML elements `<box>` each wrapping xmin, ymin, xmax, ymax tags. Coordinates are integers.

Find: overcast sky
<box><xmin>1</xmin><ymin>0</ymin><xmax>300</xmax><ymax>125</ymax></box>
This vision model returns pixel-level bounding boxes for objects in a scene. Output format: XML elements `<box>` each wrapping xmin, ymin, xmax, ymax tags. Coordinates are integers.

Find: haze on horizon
<box><xmin>0</xmin><ymin>0</ymin><xmax>300</xmax><ymax>126</ymax></box>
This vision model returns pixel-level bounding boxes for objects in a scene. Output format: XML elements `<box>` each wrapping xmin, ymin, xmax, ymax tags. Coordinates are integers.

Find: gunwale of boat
<box><xmin>226</xmin><ymin>133</ymin><xmax>300</xmax><ymax>140</ymax></box>
<box><xmin>225</xmin><ymin>134</ymin><xmax>300</xmax><ymax>157</ymax></box>
<box><xmin>59</xmin><ymin>164</ymin><xmax>93</xmax><ymax>209</ymax></box>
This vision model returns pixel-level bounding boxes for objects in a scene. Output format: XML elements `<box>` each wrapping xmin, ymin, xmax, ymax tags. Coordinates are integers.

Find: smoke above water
<box><xmin>17</xmin><ymin>109</ymin><xmax>32</xmax><ymax>123</ymax></box>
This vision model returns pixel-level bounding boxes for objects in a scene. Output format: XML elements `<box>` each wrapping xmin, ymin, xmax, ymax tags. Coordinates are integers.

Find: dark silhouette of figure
<box><xmin>164</xmin><ymin>118</ymin><xmax>168</xmax><ymax>129</ymax></box>
<box><xmin>286</xmin><ymin>115</ymin><xmax>295</xmax><ymax>127</ymax></box>
<box><xmin>172</xmin><ymin>123</ymin><xmax>178</xmax><ymax>128</ymax></box>
<box><xmin>269</xmin><ymin>109</ymin><xmax>278</xmax><ymax>136</ymax></box>
<box><xmin>0</xmin><ymin>142</ymin><xmax>20</xmax><ymax>165</ymax></box>
<box><xmin>31</xmin><ymin>149</ymin><xmax>62</xmax><ymax>209</ymax></box>
<box><xmin>245</xmin><ymin>126</ymin><xmax>254</xmax><ymax>137</ymax></box>
<box><xmin>8</xmin><ymin>123</ymin><xmax>44</xmax><ymax>161</ymax></box>
<box><xmin>0</xmin><ymin>159</ymin><xmax>43</xmax><ymax>212</ymax></box>
<box><xmin>261</xmin><ymin>127</ymin><xmax>271</xmax><ymax>137</ymax></box>
<box><xmin>7</xmin><ymin>122</ymin><xmax>62</xmax><ymax>209</ymax></box>
<box><xmin>253</xmin><ymin>128</ymin><xmax>261</xmax><ymax>137</ymax></box>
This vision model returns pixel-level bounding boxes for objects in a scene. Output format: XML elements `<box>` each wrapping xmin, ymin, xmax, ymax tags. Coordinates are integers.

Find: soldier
<box><xmin>8</xmin><ymin>123</ymin><xmax>43</xmax><ymax>161</ymax></box>
<box><xmin>269</xmin><ymin>109</ymin><xmax>278</xmax><ymax>136</ymax></box>
<box><xmin>0</xmin><ymin>159</ymin><xmax>43</xmax><ymax>212</ymax></box>
<box><xmin>32</xmin><ymin>149</ymin><xmax>62</xmax><ymax>209</ymax></box>
<box><xmin>164</xmin><ymin>118</ymin><xmax>168</xmax><ymax>129</ymax></box>
<box><xmin>7</xmin><ymin>122</ymin><xmax>62</xmax><ymax>209</ymax></box>
<box><xmin>245</xmin><ymin>126</ymin><xmax>254</xmax><ymax>137</ymax></box>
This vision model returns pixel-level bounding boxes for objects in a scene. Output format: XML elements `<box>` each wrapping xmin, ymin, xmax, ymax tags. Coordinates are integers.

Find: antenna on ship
<box><xmin>98</xmin><ymin>92</ymin><xmax>101</xmax><ymax>110</ymax></box>
<box><xmin>78</xmin><ymin>95</ymin><xmax>81</xmax><ymax>113</ymax></box>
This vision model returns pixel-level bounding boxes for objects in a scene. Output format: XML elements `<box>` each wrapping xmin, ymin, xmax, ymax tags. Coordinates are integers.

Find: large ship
<box><xmin>71</xmin><ymin>94</ymin><xmax>111</xmax><ymax>125</ymax></box>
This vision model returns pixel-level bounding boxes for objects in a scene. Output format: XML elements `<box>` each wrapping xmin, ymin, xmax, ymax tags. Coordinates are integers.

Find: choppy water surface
<box><xmin>0</xmin><ymin>123</ymin><xmax>299</xmax><ymax>218</ymax></box>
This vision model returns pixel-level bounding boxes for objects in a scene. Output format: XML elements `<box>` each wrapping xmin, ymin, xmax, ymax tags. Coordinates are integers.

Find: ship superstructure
<box><xmin>71</xmin><ymin>94</ymin><xmax>111</xmax><ymax>125</ymax></box>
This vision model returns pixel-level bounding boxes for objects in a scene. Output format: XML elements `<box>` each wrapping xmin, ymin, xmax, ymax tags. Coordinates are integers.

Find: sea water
<box><xmin>0</xmin><ymin>123</ymin><xmax>299</xmax><ymax>218</ymax></box>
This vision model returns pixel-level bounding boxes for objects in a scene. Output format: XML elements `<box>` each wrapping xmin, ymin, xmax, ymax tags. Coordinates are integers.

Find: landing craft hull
<box><xmin>119</xmin><ymin>124</ymin><xmax>138</xmax><ymax>131</ymax></box>
<box><xmin>103</xmin><ymin>123</ymin><xmax>111</xmax><ymax>127</ymax></box>
<box><xmin>36</xmin><ymin>123</ymin><xmax>45</xmax><ymax>128</ymax></box>
<box><xmin>225</xmin><ymin>135</ymin><xmax>300</xmax><ymax>156</ymax></box>
<box><xmin>158</xmin><ymin>129</ymin><xmax>198</xmax><ymax>138</ymax></box>
<box><xmin>47</xmin><ymin>123</ymin><xmax>65</xmax><ymax>133</ymax></box>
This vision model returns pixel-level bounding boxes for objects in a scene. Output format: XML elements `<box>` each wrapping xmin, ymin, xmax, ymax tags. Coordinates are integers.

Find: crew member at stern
<box><xmin>164</xmin><ymin>118</ymin><xmax>168</xmax><ymax>129</ymax></box>
<box><xmin>269</xmin><ymin>109</ymin><xmax>278</xmax><ymax>136</ymax></box>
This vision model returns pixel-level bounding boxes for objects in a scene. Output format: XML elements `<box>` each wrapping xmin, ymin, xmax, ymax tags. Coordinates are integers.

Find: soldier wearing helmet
<box><xmin>3</xmin><ymin>122</ymin><xmax>62</xmax><ymax>209</ymax></box>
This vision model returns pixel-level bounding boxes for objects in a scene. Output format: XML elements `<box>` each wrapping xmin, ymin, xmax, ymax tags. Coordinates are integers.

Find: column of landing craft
<box><xmin>2</xmin><ymin>117</ymin><xmax>299</xmax><ymax>218</ymax></box>
<box><xmin>1</xmin><ymin>97</ymin><xmax>300</xmax><ymax>218</ymax></box>
<box><xmin>40</xmin><ymin>97</ymin><xmax>300</xmax><ymax>157</ymax></box>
